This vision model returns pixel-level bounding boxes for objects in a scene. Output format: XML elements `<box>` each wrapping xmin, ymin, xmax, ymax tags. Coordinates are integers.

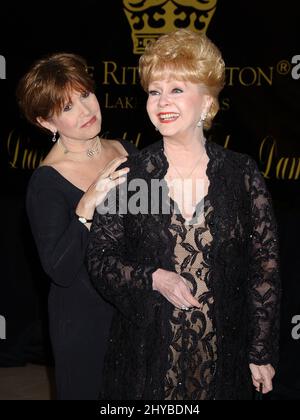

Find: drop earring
<box><xmin>52</xmin><ymin>131</ymin><xmax>57</xmax><ymax>142</ymax></box>
<box><xmin>197</xmin><ymin>112</ymin><xmax>207</xmax><ymax>128</ymax></box>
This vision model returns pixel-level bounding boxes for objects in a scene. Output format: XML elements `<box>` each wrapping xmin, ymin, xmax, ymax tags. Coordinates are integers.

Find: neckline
<box><xmin>160</xmin><ymin>138</ymin><xmax>211</xmax><ymax>223</ymax></box>
<box><xmin>37</xmin><ymin>165</ymin><xmax>85</xmax><ymax>193</ymax></box>
<box><xmin>37</xmin><ymin>139</ymin><xmax>130</xmax><ymax>194</ymax></box>
<box><xmin>167</xmin><ymin>183</ymin><xmax>209</xmax><ymax>225</ymax></box>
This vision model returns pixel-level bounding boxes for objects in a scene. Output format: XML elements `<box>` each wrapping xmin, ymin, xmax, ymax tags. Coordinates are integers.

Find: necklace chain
<box><xmin>58</xmin><ymin>136</ymin><xmax>102</xmax><ymax>158</ymax></box>
<box><xmin>164</xmin><ymin>140</ymin><xmax>206</xmax><ymax>180</ymax></box>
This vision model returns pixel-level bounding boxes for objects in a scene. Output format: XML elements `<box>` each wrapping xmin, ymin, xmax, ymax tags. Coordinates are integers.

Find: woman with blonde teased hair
<box><xmin>87</xmin><ymin>30</ymin><xmax>280</xmax><ymax>400</ymax></box>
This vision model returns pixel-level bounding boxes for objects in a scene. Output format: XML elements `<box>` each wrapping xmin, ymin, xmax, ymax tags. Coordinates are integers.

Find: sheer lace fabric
<box><xmin>86</xmin><ymin>139</ymin><xmax>281</xmax><ymax>400</ymax></box>
<box><xmin>165</xmin><ymin>200</ymin><xmax>217</xmax><ymax>400</ymax></box>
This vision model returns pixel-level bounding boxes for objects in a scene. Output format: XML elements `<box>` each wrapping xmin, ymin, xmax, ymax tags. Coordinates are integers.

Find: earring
<box><xmin>197</xmin><ymin>112</ymin><xmax>207</xmax><ymax>128</ymax></box>
<box><xmin>155</xmin><ymin>126</ymin><xmax>159</xmax><ymax>131</ymax></box>
<box><xmin>52</xmin><ymin>131</ymin><xmax>57</xmax><ymax>142</ymax></box>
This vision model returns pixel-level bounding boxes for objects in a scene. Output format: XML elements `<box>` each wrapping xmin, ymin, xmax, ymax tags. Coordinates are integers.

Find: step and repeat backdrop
<box><xmin>0</xmin><ymin>0</ymin><xmax>299</xmax><ymax>398</ymax></box>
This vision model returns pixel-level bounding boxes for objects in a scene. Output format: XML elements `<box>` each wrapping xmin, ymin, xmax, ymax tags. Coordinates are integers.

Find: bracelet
<box><xmin>77</xmin><ymin>215</ymin><xmax>93</xmax><ymax>224</ymax></box>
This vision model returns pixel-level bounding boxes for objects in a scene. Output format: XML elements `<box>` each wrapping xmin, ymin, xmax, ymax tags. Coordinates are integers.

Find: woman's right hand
<box><xmin>92</xmin><ymin>156</ymin><xmax>129</xmax><ymax>207</ymax></box>
<box><xmin>76</xmin><ymin>156</ymin><xmax>129</xmax><ymax>219</ymax></box>
<box><xmin>152</xmin><ymin>268</ymin><xmax>201</xmax><ymax>310</ymax></box>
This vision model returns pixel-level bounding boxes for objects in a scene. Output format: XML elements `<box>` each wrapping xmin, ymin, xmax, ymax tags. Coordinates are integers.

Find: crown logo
<box><xmin>123</xmin><ymin>0</ymin><xmax>218</xmax><ymax>54</ymax></box>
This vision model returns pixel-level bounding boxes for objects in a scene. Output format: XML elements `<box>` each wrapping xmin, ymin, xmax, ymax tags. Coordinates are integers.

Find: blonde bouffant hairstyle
<box><xmin>139</xmin><ymin>29</ymin><xmax>225</xmax><ymax>129</ymax></box>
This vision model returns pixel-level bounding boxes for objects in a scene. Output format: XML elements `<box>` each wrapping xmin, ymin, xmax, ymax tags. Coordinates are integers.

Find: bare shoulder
<box><xmin>39</xmin><ymin>143</ymin><xmax>66</xmax><ymax>170</ymax></box>
<box><xmin>101</xmin><ymin>138</ymin><xmax>128</xmax><ymax>156</ymax></box>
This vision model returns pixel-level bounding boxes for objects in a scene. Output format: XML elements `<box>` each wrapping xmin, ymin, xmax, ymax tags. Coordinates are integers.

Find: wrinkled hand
<box><xmin>152</xmin><ymin>268</ymin><xmax>201</xmax><ymax>310</ymax></box>
<box><xmin>249</xmin><ymin>363</ymin><xmax>275</xmax><ymax>394</ymax></box>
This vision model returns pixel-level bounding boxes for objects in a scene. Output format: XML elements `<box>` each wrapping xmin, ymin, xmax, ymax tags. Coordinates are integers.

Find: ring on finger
<box><xmin>108</xmin><ymin>174</ymin><xmax>114</xmax><ymax>180</ymax></box>
<box><xmin>181</xmin><ymin>305</ymin><xmax>189</xmax><ymax>311</ymax></box>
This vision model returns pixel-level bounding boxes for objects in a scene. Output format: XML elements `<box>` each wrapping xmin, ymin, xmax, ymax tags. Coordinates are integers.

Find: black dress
<box><xmin>26</xmin><ymin>139</ymin><xmax>137</xmax><ymax>400</ymax></box>
<box><xmin>86</xmin><ymin>138</ymin><xmax>281</xmax><ymax>400</ymax></box>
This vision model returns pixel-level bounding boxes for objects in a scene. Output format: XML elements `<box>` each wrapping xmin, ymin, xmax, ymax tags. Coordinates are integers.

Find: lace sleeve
<box><xmin>86</xmin><ymin>195</ymin><xmax>159</xmax><ymax>326</ymax></box>
<box><xmin>246</xmin><ymin>158</ymin><xmax>281</xmax><ymax>367</ymax></box>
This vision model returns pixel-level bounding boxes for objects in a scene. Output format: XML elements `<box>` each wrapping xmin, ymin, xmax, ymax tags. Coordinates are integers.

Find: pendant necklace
<box><xmin>58</xmin><ymin>136</ymin><xmax>102</xmax><ymax>158</ymax></box>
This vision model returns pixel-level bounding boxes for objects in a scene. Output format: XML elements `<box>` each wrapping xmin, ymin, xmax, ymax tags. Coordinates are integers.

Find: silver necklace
<box><xmin>58</xmin><ymin>137</ymin><xmax>102</xmax><ymax>158</ymax></box>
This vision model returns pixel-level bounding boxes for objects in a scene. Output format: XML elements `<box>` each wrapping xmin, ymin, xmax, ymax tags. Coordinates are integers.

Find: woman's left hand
<box><xmin>249</xmin><ymin>363</ymin><xmax>275</xmax><ymax>394</ymax></box>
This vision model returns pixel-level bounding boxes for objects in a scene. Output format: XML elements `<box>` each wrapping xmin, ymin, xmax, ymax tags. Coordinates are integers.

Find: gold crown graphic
<box><xmin>123</xmin><ymin>0</ymin><xmax>218</xmax><ymax>54</ymax></box>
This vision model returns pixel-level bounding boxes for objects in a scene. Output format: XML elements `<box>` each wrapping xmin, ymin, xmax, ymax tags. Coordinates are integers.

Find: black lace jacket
<box><xmin>86</xmin><ymin>139</ymin><xmax>281</xmax><ymax>400</ymax></box>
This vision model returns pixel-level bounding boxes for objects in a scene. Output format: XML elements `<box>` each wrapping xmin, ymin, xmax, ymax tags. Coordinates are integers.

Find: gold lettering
<box><xmin>102</xmin><ymin>62</ymin><xmax>139</xmax><ymax>85</ymax></box>
<box><xmin>259</xmin><ymin>136</ymin><xmax>277</xmax><ymax>179</ymax></box>
<box><xmin>288</xmin><ymin>158</ymin><xmax>296</xmax><ymax>180</ymax></box>
<box><xmin>115</xmin><ymin>97</ymin><xmax>124</xmax><ymax>108</ymax></box>
<box><xmin>31</xmin><ymin>149</ymin><xmax>39</xmax><ymax>169</ymax></box>
<box><xmin>104</xmin><ymin>93</ymin><xmax>137</xmax><ymax>109</ymax></box>
<box><xmin>226</xmin><ymin>67</ymin><xmax>239</xmax><ymax>87</ymax></box>
<box><xmin>135</xmin><ymin>132</ymin><xmax>141</xmax><ymax>148</ymax></box>
<box><xmin>239</xmin><ymin>67</ymin><xmax>257</xmax><ymax>87</ymax></box>
<box><xmin>126</xmin><ymin>67</ymin><xmax>139</xmax><ymax>85</ymax></box>
<box><xmin>224</xmin><ymin>135</ymin><xmax>231</xmax><ymax>149</ymax></box>
<box><xmin>21</xmin><ymin>149</ymin><xmax>41</xmax><ymax>169</ymax></box>
<box><xmin>122</xmin><ymin>67</ymin><xmax>126</xmax><ymax>85</ymax></box>
<box><xmin>276</xmin><ymin>157</ymin><xmax>300</xmax><ymax>180</ymax></box>
<box><xmin>125</xmin><ymin>97</ymin><xmax>135</xmax><ymax>109</ymax></box>
<box><xmin>8</xmin><ymin>133</ymin><xmax>20</xmax><ymax>168</ymax></box>
<box><xmin>104</xmin><ymin>92</ymin><xmax>114</xmax><ymax>108</ymax></box>
<box><xmin>226</xmin><ymin>66</ymin><xmax>273</xmax><ymax>87</ymax></box>
<box><xmin>7</xmin><ymin>129</ymin><xmax>45</xmax><ymax>169</ymax></box>
<box><xmin>22</xmin><ymin>149</ymin><xmax>29</xmax><ymax>169</ymax></box>
<box><xmin>103</xmin><ymin>63</ymin><xmax>274</xmax><ymax>87</ymax></box>
<box><xmin>220</xmin><ymin>97</ymin><xmax>230</xmax><ymax>110</ymax></box>
<box><xmin>257</xmin><ymin>67</ymin><xmax>273</xmax><ymax>86</ymax></box>
<box><xmin>259</xmin><ymin>136</ymin><xmax>300</xmax><ymax>180</ymax></box>
<box><xmin>276</xmin><ymin>157</ymin><xmax>289</xmax><ymax>179</ymax></box>
<box><xmin>103</xmin><ymin>61</ymin><xmax>120</xmax><ymax>85</ymax></box>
